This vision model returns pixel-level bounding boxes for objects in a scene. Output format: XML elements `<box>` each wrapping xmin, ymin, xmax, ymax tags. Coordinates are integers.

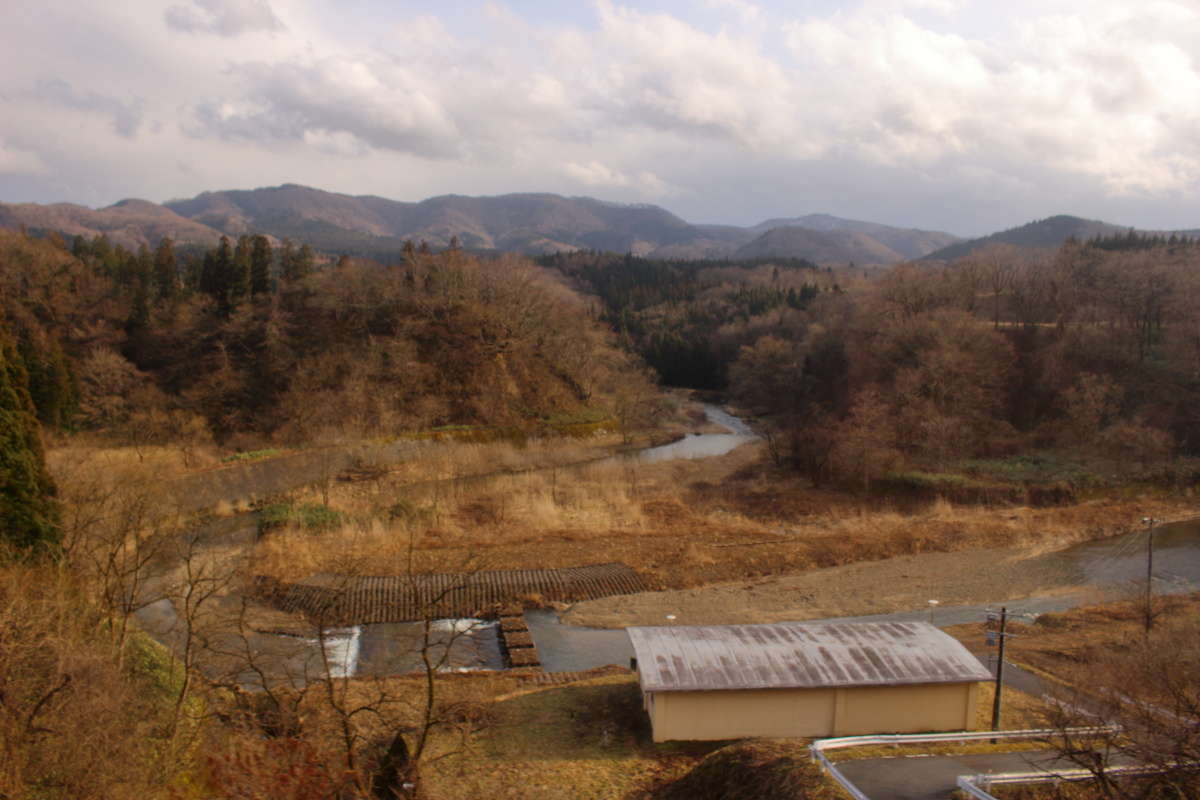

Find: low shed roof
<box><xmin>627</xmin><ymin>620</ymin><xmax>992</xmax><ymax>692</ymax></box>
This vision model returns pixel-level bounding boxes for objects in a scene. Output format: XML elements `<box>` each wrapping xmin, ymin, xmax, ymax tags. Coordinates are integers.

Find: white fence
<box><xmin>809</xmin><ymin>727</ymin><xmax>1117</xmax><ymax>800</ymax></box>
<box><xmin>958</xmin><ymin>765</ymin><xmax>1165</xmax><ymax>800</ymax></box>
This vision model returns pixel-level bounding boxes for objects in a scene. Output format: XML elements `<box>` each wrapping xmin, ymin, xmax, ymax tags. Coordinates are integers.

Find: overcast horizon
<box><xmin>4</xmin><ymin>0</ymin><xmax>1200</xmax><ymax>238</ymax></box>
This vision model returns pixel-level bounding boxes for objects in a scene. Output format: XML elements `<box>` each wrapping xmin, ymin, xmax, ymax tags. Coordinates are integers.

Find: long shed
<box><xmin>626</xmin><ymin>620</ymin><xmax>992</xmax><ymax>741</ymax></box>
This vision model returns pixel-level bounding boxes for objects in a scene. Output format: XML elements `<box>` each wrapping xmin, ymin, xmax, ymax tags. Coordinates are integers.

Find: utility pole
<box><xmin>1143</xmin><ymin>517</ymin><xmax>1157</xmax><ymax>633</ymax></box>
<box><xmin>990</xmin><ymin>606</ymin><xmax>1008</xmax><ymax>736</ymax></box>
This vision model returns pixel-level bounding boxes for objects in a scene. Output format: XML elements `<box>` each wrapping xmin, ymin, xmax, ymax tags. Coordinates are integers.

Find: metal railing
<box><xmin>958</xmin><ymin>765</ymin><xmax>1167</xmax><ymax>800</ymax></box>
<box><xmin>810</xmin><ymin>727</ymin><xmax>1116</xmax><ymax>800</ymax></box>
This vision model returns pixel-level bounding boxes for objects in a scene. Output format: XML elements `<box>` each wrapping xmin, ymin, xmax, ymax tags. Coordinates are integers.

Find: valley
<box><xmin>4</xmin><ymin>215</ymin><xmax>1200</xmax><ymax>799</ymax></box>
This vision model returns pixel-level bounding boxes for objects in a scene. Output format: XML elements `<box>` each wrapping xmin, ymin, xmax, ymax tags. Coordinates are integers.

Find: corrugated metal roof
<box><xmin>627</xmin><ymin>621</ymin><xmax>992</xmax><ymax>692</ymax></box>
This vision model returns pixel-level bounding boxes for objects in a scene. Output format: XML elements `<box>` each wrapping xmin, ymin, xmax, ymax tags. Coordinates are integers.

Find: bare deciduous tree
<box><xmin>1040</xmin><ymin>615</ymin><xmax>1200</xmax><ymax>800</ymax></box>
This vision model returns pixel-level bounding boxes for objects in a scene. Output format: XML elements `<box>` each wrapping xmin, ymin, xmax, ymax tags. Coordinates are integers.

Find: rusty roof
<box><xmin>627</xmin><ymin>621</ymin><xmax>992</xmax><ymax>692</ymax></box>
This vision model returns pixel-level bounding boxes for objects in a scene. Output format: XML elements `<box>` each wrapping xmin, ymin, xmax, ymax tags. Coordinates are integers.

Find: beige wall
<box><xmin>645</xmin><ymin>681</ymin><xmax>980</xmax><ymax>742</ymax></box>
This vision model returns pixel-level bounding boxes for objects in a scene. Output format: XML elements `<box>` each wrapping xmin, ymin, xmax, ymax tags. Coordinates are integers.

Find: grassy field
<box><xmin>248</xmin><ymin>433</ymin><xmax>1195</xmax><ymax>626</ymax></box>
<box><xmin>946</xmin><ymin>591</ymin><xmax>1200</xmax><ymax>681</ymax></box>
<box><xmin>425</xmin><ymin>674</ymin><xmax>712</xmax><ymax>800</ymax></box>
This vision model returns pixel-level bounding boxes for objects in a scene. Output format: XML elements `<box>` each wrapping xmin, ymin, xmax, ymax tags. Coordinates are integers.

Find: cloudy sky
<box><xmin>3</xmin><ymin>0</ymin><xmax>1199</xmax><ymax>235</ymax></box>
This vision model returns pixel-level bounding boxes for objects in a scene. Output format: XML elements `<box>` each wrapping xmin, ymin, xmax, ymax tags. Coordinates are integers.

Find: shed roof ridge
<box><xmin>627</xmin><ymin>620</ymin><xmax>992</xmax><ymax>692</ymax></box>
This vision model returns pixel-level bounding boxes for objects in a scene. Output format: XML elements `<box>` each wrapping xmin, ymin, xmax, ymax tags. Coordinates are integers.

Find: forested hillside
<box><xmin>540</xmin><ymin>251</ymin><xmax>835</xmax><ymax>388</ymax></box>
<box><xmin>0</xmin><ymin>229</ymin><xmax>652</xmax><ymax>448</ymax></box>
<box><xmin>3</xmin><ymin>185</ymin><xmax>963</xmax><ymax>263</ymax></box>
<box><xmin>723</xmin><ymin>238</ymin><xmax>1200</xmax><ymax>489</ymax></box>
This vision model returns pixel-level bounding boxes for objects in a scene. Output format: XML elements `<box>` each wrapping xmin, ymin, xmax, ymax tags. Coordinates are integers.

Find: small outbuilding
<box><xmin>626</xmin><ymin>620</ymin><xmax>992</xmax><ymax>742</ymax></box>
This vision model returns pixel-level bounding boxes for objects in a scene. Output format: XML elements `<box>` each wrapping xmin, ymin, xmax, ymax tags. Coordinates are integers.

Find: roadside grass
<box><xmin>221</xmin><ymin>447</ymin><xmax>283</xmax><ymax>464</ymax></box>
<box><xmin>826</xmin><ymin>684</ymin><xmax>1052</xmax><ymax>764</ymax></box>
<box><xmin>649</xmin><ymin>738</ymin><xmax>842</xmax><ymax>800</ymax></box>
<box><xmin>426</xmin><ymin>674</ymin><xmax>715</xmax><ymax>800</ymax></box>
<box><xmin>256</xmin><ymin>501</ymin><xmax>347</xmax><ymax>536</ymax></box>
<box><xmin>46</xmin><ymin>440</ymin><xmax>220</xmax><ymax>481</ymax></box>
<box><xmin>252</xmin><ymin>434</ymin><xmax>1195</xmax><ymax>594</ymax></box>
<box><xmin>961</xmin><ymin>592</ymin><xmax>1200</xmax><ymax>681</ymax></box>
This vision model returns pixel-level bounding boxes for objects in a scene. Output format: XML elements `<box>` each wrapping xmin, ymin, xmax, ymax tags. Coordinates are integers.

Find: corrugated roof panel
<box><xmin>627</xmin><ymin>621</ymin><xmax>993</xmax><ymax>692</ymax></box>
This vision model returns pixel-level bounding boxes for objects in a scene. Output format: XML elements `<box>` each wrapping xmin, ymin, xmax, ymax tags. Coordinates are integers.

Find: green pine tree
<box><xmin>153</xmin><ymin>236</ymin><xmax>179</xmax><ymax>302</ymax></box>
<box><xmin>0</xmin><ymin>317</ymin><xmax>60</xmax><ymax>556</ymax></box>
<box><xmin>280</xmin><ymin>238</ymin><xmax>297</xmax><ymax>282</ymax></box>
<box><xmin>295</xmin><ymin>243</ymin><xmax>315</xmax><ymax>280</ymax></box>
<box><xmin>250</xmin><ymin>234</ymin><xmax>273</xmax><ymax>296</ymax></box>
<box><xmin>232</xmin><ymin>235</ymin><xmax>253</xmax><ymax>305</ymax></box>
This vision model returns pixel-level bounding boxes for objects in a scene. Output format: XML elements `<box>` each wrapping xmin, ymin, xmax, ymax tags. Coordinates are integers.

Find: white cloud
<box><xmin>166</xmin><ymin>0</ymin><xmax>284</xmax><ymax>36</ymax></box>
<box><xmin>783</xmin><ymin>1</ymin><xmax>1200</xmax><ymax>194</ymax></box>
<box><xmin>705</xmin><ymin>0</ymin><xmax>763</xmax><ymax>28</ymax></box>
<box><xmin>563</xmin><ymin>161</ymin><xmax>672</xmax><ymax>197</ymax></box>
<box><xmin>4</xmin><ymin>0</ymin><xmax>1200</xmax><ymax>232</ymax></box>
<box><xmin>189</xmin><ymin>54</ymin><xmax>463</xmax><ymax>158</ymax></box>
<box><xmin>564</xmin><ymin>1</ymin><xmax>797</xmax><ymax>149</ymax></box>
<box><xmin>0</xmin><ymin>141</ymin><xmax>48</xmax><ymax>175</ymax></box>
<box><xmin>36</xmin><ymin>79</ymin><xmax>143</xmax><ymax>138</ymax></box>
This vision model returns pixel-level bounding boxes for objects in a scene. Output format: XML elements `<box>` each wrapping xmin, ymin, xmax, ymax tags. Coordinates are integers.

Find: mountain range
<box><xmin>1</xmin><ymin>184</ymin><xmax>1195</xmax><ymax>265</ymax></box>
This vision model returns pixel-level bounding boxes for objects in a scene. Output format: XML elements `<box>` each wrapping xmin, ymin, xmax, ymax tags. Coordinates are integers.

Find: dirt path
<box><xmin>562</xmin><ymin>544</ymin><xmax>1099</xmax><ymax>628</ymax></box>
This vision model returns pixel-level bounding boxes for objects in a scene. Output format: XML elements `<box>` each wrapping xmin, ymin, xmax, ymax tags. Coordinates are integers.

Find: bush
<box><xmin>222</xmin><ymin>448</ymin><xmax>283</xmax><ymax>464</ymax></box>
<box><xmin>652</xmin><ymin>740</ymin><xmax>837</xmax><ymax>800</ymax></box>
<box><xmin>257</xmin><ymin>502</ymin><xmax>346</xmax><ymax>535</ymax></box>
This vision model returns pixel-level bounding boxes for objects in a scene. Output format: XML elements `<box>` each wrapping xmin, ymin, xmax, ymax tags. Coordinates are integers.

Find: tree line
<box><xmin>540</xmin><ymin>250</ymin><xmax>834</xmax><ymax>388</ymax></box>
<box><xmin>1</xmin><ymin>230</ymin><xmax>653</xmax><ymax>450</ymax></box>
<box><xmin>725</xmin><ymin>239</ymin><xmax>1200</xmax><ymax>488</ymax></box>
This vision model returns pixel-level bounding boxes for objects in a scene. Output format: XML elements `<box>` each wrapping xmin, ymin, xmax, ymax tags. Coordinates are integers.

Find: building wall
<box><xmin>646</xmin><ymin>681</ymin><xmax>980</xmax><ymax>742</ymax></box>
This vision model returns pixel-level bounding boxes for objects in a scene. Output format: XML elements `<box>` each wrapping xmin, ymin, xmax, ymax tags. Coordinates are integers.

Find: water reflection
<box><xmin>523</xmin><ymin>609</ymin><xmax>633</xmax><ymax>672</ymax></box>
<box><xmin>356</xmin><ymin>619</ymin><xmax>503</xmax><ymax>676</ymax></box>
<box><xmin>1062</xmin><ymin>518</ymin><xmax>1200</xmax><ymax>590</ymax></box>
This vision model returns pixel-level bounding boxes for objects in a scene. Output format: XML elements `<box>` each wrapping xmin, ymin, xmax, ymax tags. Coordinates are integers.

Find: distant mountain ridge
<box><xmin>30</xmin><ymin>183</ymin><xmax>1194</xmax><ymax>266</ymax></box>
<box><xmin>748</xmin><ymin>213</ymin><xmax>960</xmax><ymax>260</ymax></box>
<box><xmin>0</xmin><ymin>198</ymin><xmax>224</xmax><ymax>250</ymax></box>
<box><xmin>921</xmin><ymin>215</ymin><xmax>1132</xmax><ymax>261</ymax></box>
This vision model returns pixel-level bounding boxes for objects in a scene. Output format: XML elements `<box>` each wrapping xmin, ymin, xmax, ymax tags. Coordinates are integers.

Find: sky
<box><xmin>3</xmin><ymin>0</ymin><xmax>1200</xmax><ymax>236</ymax></box>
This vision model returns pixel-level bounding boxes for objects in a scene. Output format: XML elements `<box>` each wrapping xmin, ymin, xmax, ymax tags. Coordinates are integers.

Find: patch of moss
<box><xmin>221</xmin><ymin>448</ymin><xmax>283</xmax><ymax>464</ymax></box>
<box><xmin>125</xmin><ymin>629</ymin><xmax>184</xmax><ymax>703</ymax></box>
<box><xmin>257</xmin><ymin>501</ymin><xmax>346</xmax><ymax>535</ymax></box>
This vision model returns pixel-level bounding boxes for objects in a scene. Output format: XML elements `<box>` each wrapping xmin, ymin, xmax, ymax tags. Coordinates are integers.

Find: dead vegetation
<box><xmin>250</xmin><ymin>436</ymin><xmax>1192</xmax><ymax>603</ymax></box>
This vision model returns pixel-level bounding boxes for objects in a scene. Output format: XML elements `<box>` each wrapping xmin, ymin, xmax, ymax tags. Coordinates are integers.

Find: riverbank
<box><xmin>563</xmin><ymin>505</ymin><xmax>1200</xmax><ymax>628</ymax></box>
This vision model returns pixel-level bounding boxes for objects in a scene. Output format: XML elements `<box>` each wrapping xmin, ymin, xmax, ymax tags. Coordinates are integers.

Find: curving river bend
<box><xmin>135</xmin><ymin>406</ymin><xmax>1200</xmax><ymax>679</ymax></box>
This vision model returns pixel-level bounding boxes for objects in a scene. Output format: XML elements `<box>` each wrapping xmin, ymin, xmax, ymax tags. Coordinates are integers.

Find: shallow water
<box><xmin>355</xmin><ymin>619</ymin><xmax>503</xmax><ymax>676</ymax></box>
<box><xmin>523</xmin><ymin>518</ymin><xmax>1200</xmax><ymax>672</ymax></box>
<box><xmin>524</xmin><ymin>609</ymin><xmax>634</xmax><ymax>672</ymax></box>
<box><xmin>1061</xmin><ymin>518</ymin><xmax>1200</xmax><ymax>590</ymax></box>
<box><xmin>632</xmin><ymin>404</ymin><xmax>757</xmax><ymax>464</ymax></box>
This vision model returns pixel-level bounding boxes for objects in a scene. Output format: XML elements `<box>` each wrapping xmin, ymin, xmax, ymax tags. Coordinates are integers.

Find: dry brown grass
<box><xmin>253</xmin><ymin>436</ymin><xmax>1195</xmax><ymax>599</ymax></box>
<box><xmin>47</xmin><ymin>439</ymin><xmax>221</xmax><ymax>479</ymax></box>
<box><xmin>0</xmin><ymin>557</ymin><xmax>197</xmax><ymax>799</ymax></box>
<box><xmin>952</xmin><ymin>592</ymin><xmax>1200</xmax><ymax>681</ymax></box>
<box><xmin>421</xmin><ymin>674</ymin><xmax>710</xmax><ymax>800</ymax></box>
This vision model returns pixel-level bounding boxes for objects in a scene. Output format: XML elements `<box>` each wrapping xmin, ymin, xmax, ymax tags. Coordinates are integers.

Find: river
<box><xmin>134</xmin><ymin>403</ymin><xmax>759</xmax><ymax>684</ymax></box>
<box><xmin>528</xmin><ymin>517</ymin><xmax>1200</xmax><ymax>671</ymax></box>
<box><xmin>137</xmin><ymin>406</ymin><xmax>1200</xmax><ymax>681</ymax></box>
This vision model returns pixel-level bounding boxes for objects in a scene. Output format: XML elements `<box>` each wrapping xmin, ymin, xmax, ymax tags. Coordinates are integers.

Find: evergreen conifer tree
<box><xmin>295</xmin><ymin>243</ymin><xmax>315</xmax><ymax>280</ymax></box>
<box><xmin>250</xmin><ymin>234</ymin><xmax>272</xmax><ymax>295</ymax></box>
<box><xmin>153</xmin><ymin>236</ymin><xmax>179</xmax><ymax>302</ymax></box>
<box><xmin>0</xmin><ymin>316</ymin><xmax>60</xmax><ymax>555</ymax></box>
<box><xmin>232</xmin><ymin>235</ymin><xmax>253</xmax><ymax>304</ymax></box>
<box><xmin>280</xmin><ymin>238</ymin><xmax>297</xmax><ymax>282</ymax></box>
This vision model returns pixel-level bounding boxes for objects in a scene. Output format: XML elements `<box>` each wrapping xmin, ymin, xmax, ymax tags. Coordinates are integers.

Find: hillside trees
<box><xmin>250</xmin><ymin>234</ymin><xmax>272</xmax><ymax>295</ymax></box>
<box><xmin>1</xmin><ymin>228</ymin><xmax>654</xmax><ymax>449</ymax></box>
<box><xmin>153</xmin><ymin>236</ymin><xmax>179</xmax><ymax>302</ymax></box>
<box><xmin>542</xmin><ymin>251</ymin><xmax>832</xmax><ymax>388</ymax></box>
<box><xmin>0</xmin><ymin>314</ymin><xmax>59</xmax><ymax>554</ymax></box>
<box><xmin>1041</xmin><ymin>614</ymin><xmax>1200</xmax><ymax>800</ymax></box>
<box><xmin>726</xmin><ymin>240</ymin><xmax>1200</xmax><ymax>487</ymax></box>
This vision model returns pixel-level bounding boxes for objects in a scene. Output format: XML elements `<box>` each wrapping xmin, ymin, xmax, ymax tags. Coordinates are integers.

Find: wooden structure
<box><xmin>627</xmin><ymin>620</ymin><xmax>992</xmax><ymax>741</ymax></box>
<box><xmin>253</xmin><ymin>562</ymin><xmax>645</xmax><ymax>625</ymax></box>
